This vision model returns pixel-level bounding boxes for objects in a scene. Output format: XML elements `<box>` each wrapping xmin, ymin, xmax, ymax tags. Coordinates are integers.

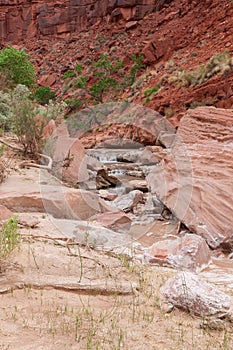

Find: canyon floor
<box><xmin>1</xmin><ymin>143</ymin><xmax>233</xmax><ymax>350</ymax></box>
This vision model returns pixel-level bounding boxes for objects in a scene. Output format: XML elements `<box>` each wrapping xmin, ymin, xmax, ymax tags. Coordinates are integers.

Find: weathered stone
<box><xmin>125</xmin><ymin>20</ymin><xmax>137</xmax><ymax>30</ymax></box>
<box><xmin>96</xmin><ymin>168</ymin><xmax>120</xmax><ymax>189</ymax></box>
<box><xmin>99</xmin><ymin>189</ymin><xmax>118</xmax><ymax>201</ymax></box>
<box><xmin>144</xmin><ymin>234</ymin><xmax>211</xmax><ymax>272</ymax></box>
<box><xmin>135</xmin><ymin>219</ymin><xmax>179</xmax><ymax>246</ymax></box>
<box><xmin>0</xmin><ymin>205</ymin><xmax>13</xmax><ymax>221</ymax></box>
<box><xmin>18</xmin><ymin>213</ymin><xmax>40</xmax><ymax>228</ymax></box>
<box><xmin>51</xmin><ymin>136</ymin><xmax>89</xmax><ymax>185</ymax></box>
<box><xmin>140</xmin><ymin>146</ymin><xmax>166</xmax><ymax>164</ymax></box>
<box><xmin>163</xmin><ymin>272</ymin><xmax>233</xmax><ymax>318</ymax></box>
<box><xmin>52</xmin><ymin>218</ymin><xmax>133</xmax><ymax>253</ymax></box>
<box><xmin>147</xmin><ymin>107</ymin><xmax>233</xmax><ymax>250</ymax></box>
<box><xmin>38</xmin><ymin>74</ymin><xmax>56</xmax><ymax>87</ymax></box>
<box><xmin>128</xmin><ymin>180</ymin><xmax>148</xmax><ymax>192</ymax></box>
<box><xmin>89</xmin><ymin>212</ymin><xmax>131</xmax><ymax>232</ymax></box>
<box><xmin>0</xmin><ymin>168</ymin><xmax>118</xmax><ymax>220</ymax></box>
<box><xmin>112</xmin><ymin>189</ymin><xmax>144</xmax><ymax>212</ymax></box>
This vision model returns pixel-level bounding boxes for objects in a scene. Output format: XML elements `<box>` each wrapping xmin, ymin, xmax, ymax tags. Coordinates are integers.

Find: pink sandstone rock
<box><xmin>0</xmin><ymin>204</ymin><xmax>13</xmax><ymax>221</ymax></box>
<box><xmin>147</xmin><ymin>107</ymin><xmax>233</xmax><ymax>250</ymax></box>
<box><xmin>163</xmin><ymin>271</ymin><xmax>233</xmax><ymax>318</ymax></box>
<box><xmin>144</xmin><ymin>233</ymin><xmax>211</xmax><ymax>272</ymax></box>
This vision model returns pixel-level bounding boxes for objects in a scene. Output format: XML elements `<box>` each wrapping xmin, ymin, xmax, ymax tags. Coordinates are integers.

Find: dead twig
<box><xmin>0</xmin><ymin>138</ymin><xmax>52</xmax><ymax>170</ymax></box>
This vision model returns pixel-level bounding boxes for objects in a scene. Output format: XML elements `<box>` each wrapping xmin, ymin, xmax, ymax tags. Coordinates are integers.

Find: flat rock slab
<box><xmin>0</xmin><ymin>168</ymin><xmax>118</xmax><ymax>220</ymax></box>
<box><xmin>163</xmin><ymin>271</ymin><xmax>233</xmax><ymax>318</ymax></box>
<box><xmin>147</xmin><ymin>107</ymin><xmax>233</xmax><ymax>249</ymax></box>
<box><xmin>52</xmin><ymin>218</ymin><xmax>134</xmax><ymax>254</ymax></box>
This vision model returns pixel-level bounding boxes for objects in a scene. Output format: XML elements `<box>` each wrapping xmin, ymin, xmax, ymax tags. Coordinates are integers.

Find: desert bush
<box><xmin>0</xmin><ymin>47</ymin><xmax>35</xmax><ymax>88</ymax></box>
<box><xmin>0</xmin><ymin>91</ymin><xmax>12</xmax><ymax>130</ymax></box>
<box><xmin>0</xmin><ymin>216</ymin><xmax>19</xmax><ymax>259</ymax></box>
<box><xmin>10</xmin><ymin>85</ymin><xmax>39</xmax><ymax>154</ymax></box>
<box><xmin>33</xmin><ymin>86</ymin><xmax>56</xmax><ymax>105</ymax></box>
<box><xmin>170</xmin><ymin>51</ymin><xmax>233</xmax><ymax>87</ymax></box>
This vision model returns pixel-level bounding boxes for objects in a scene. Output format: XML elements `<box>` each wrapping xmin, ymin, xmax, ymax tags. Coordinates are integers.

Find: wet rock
<box><xmin>112</xmin><ymin>190</ymin><xmax>144</xmax><ymax>213</ymax></box>
<box><xmin>0</xmin><ymin>205</ymin><xmax>13</xmax><ymax>222</ymax></box>
<box><xmin>147</xmin><ymin>107</ymin><xmax>233</xmax><ymax>250</ymax></box>
<box><xmin>144</xmin><ymin>193</ymin><xmax>164</xmax><ymax>214</ymax></box>
<box><xmin>163</xmin><ymin>272</ymin><xmax>233</xmax><ymax>318</ymax></box>
<box><xmin>144</xmin><ymin>234</ymin><xmax>211</xmax><ymax>272</ymax></box>
<box><xmin>89</xmin><ymin>212</ymin><xmax>131</xmax><ymax>232</ymax></box>
<box><xmin>96</xmin><ymin>168</ymin><xmax>120</xmax><ymax>189</ymax></box>
<box><xmin>116</xmin><ymin>151</ymin><xmax>140</xmax><ymax>163</ymax></box>
<box><xmin>128</xmin><ymin>180</ymin><xmax>148</xmax><ymax>192</ymax></box>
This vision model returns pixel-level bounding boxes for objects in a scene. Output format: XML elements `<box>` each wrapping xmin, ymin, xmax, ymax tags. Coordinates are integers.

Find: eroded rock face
<box><xmin>163</xmin><ymin>272</ymin><xmax>233</xmax><ymax>318</ymax></box>
<box><xmin>0</xmin><ymin>0</ymin><xmax>157</xmax><ymax>42</ymax></box>
<box><xmin>147</xmin><ymin>107</ymin><xmax>233</xmax><ymax>250</ymax></box>
<box><xmin>144</xmin><ymin>234</ymin><xmax>211</xmax><ymax>272</ymax></box>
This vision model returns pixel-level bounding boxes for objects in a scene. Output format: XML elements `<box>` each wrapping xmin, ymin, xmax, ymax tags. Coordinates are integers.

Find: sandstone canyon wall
<box><xmin>0</xmin><ymin>0</ymin><xmax>160</xmax><ymax>42</ymax></box>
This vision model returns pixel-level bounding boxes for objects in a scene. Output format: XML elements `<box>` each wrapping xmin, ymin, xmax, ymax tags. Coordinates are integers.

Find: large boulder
<box><xmin>147</xmin><ymin>107</ymin><xmax>233</xmax><ymax>250</ymax></box>
<box><xmin>163</xmin><ymin>272</ymin><xmax>233</xmax><ymax>319</ymax></box>
<box><xmin>51</xmin><ymin>136</ymin><xmax>89</xmax><ymax>185</ymax></box>
<box><xmin>144</xmin><ymin>234</ymin><xmax>211</xmax><ymax>272</ymax></box>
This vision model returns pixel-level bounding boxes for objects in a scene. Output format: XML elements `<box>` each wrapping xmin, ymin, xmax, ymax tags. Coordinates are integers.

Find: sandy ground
<box><xmin>1</xmin><ymin>217</ymin><xmax>233</xmax><ymax>350</ymax></box>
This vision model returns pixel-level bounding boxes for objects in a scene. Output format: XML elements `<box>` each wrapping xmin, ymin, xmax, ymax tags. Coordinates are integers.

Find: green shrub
<box><xmin>0</xmin><ymin>47</ymin><xmax>35</xmax><ymax>87</ymax></box>
<box><xmin>0</xmin><ymin>216</ymin><xmax>19</xmax><ymax>259</ymax></box>
<box><xmin>65</xmin><ymin>99</ymin><xmax>83</xmax><ymax>110</ymax></box>
<box><xmin>33</xmin><ymin>86</ymin><xmax>56</xmax><ymax>105</ymax></box>
<box><xmin>74</xmin><ymin>64</ymin><xmax>83</xmax><ymax>75</ymax></box>
<box><xmin>0</xmin><ymin>91</ymin><xmax>12</xmax><ymax>130</ymax></box>
<box><xmin>62</xmin><ymin>69</ymin><xmax>76</xmax><ymax>79</ymax></box>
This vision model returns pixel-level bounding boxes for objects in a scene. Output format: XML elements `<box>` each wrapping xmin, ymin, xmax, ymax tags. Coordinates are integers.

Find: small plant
<box><xmin>165</xmin><ymin>107</ymin><xmax>174</xmax><ymax>118</ymax></box>
<box><xmin>74</xmin><ymin>64</ymin><xmax>83</xmax><ymax>75</ymax></box>
<box><xmin>125</xmin><ymin>53</ymin><xmax>145</xmax><ymax>86</ymax></box>
<box><xmin>143</xmin><ymin>83</ymin><xmax>161</xmax><ymax>97</ymax></box>
<box><xmin>33</xmin><ymin>86</ymin><xmax>56</xmax><ymax>105</ymax></box>
<box><xmin>0</xmin><ymin>216</ymin><xmax>19</xmax><ymax>259</ymax></box>
<box><xmin>62</xmin><ymin>69</ymin><xmax>76</xmax><ymax>80</ymax></box>
<box><xmin>65</xmin><ymin>99</ymin><xmax>83</xmax><ymax>111</ymax></box>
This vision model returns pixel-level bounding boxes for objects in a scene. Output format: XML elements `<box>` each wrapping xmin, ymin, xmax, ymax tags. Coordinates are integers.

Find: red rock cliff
<box><xmin>0</xmin><ymin>0</ymin><xmax>158</xmax><ymax>42</ymax></box>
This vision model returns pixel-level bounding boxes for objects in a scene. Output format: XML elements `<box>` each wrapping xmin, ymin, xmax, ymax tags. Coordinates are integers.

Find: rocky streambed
<box><xmin>1</xmin><ymin>106</ymin><xmax>233</xmax><ymax>324</ymax></box>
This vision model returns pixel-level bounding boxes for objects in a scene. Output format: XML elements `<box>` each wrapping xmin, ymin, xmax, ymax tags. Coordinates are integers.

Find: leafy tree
<box><xmin>0</xmin><ymin>47</ymin><xmax>35</xmax><ymax>87</ymax></box>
